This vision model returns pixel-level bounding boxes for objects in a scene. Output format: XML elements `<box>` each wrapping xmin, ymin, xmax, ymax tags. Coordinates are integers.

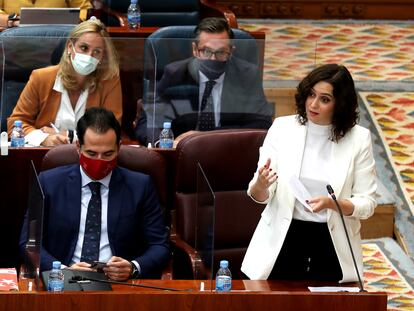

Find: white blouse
<box><xmin>293</xmin><ymin>120</ymin><xmax>333</xmax><ymax>222</ymax></box>
<box><xmin>25</xmin><ymin>75</ymin><xmax>88</xmax><ymax>146</ymax></box>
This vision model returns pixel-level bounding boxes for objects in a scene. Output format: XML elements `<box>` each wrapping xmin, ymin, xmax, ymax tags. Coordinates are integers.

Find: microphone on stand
<box><xmin>326</xmin><ymin>185</ymin><xmax>366</xmax><ymax>292</ymax></box>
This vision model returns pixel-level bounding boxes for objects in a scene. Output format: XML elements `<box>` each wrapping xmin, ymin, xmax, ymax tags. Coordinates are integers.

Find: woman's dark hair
<box><xmin>295</xmin><ymin>64</ymin><xmax>359</xmax><ymax>142</ymax></box>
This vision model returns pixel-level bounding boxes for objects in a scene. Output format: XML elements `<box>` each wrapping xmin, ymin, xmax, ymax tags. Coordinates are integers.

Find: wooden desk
<box><xmin>3</xmin><ymin>279</ymin><xmax>386</xmax><ymax>311</ymax></box>
<box><xmin>108</xmin><ymin>26</ymin><xmax>266</xmax><ymax>40</ymax></box>
<box><xmin>107</xmin><ymin>26</ymin><xmax>158</xmax><ymax>38</ymax></box>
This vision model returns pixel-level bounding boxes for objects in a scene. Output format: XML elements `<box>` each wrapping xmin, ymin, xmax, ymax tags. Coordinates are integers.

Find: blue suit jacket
<box><xmin>20</xmin><ymin>165</ymin><xmax>170</xmax><ymax>278</ymax></box>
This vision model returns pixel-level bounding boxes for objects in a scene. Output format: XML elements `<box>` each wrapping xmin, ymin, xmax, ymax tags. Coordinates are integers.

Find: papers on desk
<box><xmin>0</xmin><ymin>268</ymin><xmax>19</xmax><ymax>291</ymax></box>
<box><xmin>308</xmin><ymin>286</ymin><xmax>360</xmax><ymax>292</ymax></box>
<box><xmin>288</xmin><ymin>175</ymin><xmax>313</xmax><ymax>212</ymax></box>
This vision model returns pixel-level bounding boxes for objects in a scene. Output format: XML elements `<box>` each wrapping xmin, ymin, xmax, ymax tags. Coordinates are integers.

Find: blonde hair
<box><xmin>58</xmin><ymin>18</ymin><xmax>119</xmax><ymax>92</ymax></box>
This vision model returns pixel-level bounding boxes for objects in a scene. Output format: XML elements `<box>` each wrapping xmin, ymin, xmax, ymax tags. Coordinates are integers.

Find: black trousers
<box><xmin>268</xmin><ymin>219</ymin><xmax>343</xmax><ymax>281</ymax></box>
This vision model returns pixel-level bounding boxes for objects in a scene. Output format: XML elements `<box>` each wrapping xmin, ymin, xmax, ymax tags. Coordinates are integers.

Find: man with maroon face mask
<box><xmin>20</xmin><ymin>107</ymin><xmax>170</xmax><ymax>281</ymax></box>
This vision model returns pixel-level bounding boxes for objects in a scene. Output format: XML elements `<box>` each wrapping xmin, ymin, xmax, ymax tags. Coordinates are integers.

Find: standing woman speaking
<box><xmin>8</xmin><ymin>18</ymin><xmax>122</xmax><ymax>146</ymax></box>
<box><xmin>242</xmin><ymin>64</ymin><xmax>377</xmax><ymax>282</ymax></box>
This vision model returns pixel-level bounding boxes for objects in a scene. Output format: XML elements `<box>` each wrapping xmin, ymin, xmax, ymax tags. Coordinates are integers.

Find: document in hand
<box><xmin>288</xmin><ymin>175</ymin><xmax>313</xmax><ymax>212</ymax></box>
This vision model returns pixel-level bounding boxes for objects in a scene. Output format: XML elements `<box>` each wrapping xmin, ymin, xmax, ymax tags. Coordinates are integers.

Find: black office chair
<box><xmin>0</xmin><ymin>25</ymin><xmax>73</xmax><ymax>132</ymax></box>
<box><xmin>95</xmin><ymin>0</ymin><xmax>237</xmax><ymax>28</ymax></box>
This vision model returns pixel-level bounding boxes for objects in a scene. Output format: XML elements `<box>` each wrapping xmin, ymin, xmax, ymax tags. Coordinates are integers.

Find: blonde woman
<box><xmin>8</xmin><ymin>18</ymin><xmax>122</xmax><ymax>146</ymax></box>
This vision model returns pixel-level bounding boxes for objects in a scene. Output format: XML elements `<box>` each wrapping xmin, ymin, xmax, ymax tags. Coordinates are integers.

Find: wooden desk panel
<box><xmin>219</xmin><ymin>0</ymin><xmax>414</xmax><ymax>19</ymax></box>
<box><xmin>5</xmin><ymin>280</ymin><xmax>386</xmax><ymax>311</ymax></box>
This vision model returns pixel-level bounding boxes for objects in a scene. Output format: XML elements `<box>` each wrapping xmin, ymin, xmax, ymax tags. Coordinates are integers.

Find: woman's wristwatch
<box><xmin>7</xmin><ymin>13</ymin><xmax>19</xmax><ymax>28</ymax></box>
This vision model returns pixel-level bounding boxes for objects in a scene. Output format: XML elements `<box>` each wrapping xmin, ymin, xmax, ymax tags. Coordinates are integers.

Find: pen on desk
<box><xmin>50</xmin><ymin>122</ymin><xmax>60</xmax><ymax>134</ymax></box>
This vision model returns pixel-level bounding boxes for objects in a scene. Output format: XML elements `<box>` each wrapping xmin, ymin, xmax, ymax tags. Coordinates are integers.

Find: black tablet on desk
<box><xmin>41</xmin><ymin>269</ymin><xmax>112</xmax><ymax>291</ymax></box>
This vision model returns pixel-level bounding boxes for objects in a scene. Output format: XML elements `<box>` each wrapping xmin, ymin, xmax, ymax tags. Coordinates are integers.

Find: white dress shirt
<box><xmin>293</xmin><ymin>120</ymin><xmax>333</xmax><ymax>222</ymax></box>
<box><xmin>24</xmin><ymin>75</ymin><xmax>88</xmax><ymax>146</ymax></box>
<box><xmin>71</xmin><ymin>167</ymin><xmax>112</xmax><ymax>264</ymax></box>
<box><xmin>71</xmin><ymin>167</ymin><xmax>141</xmax><ymax>276</ymax></box>
<box><xmin>199</xmin><ymin>71</ymin><xmax>225</xmax><ymax>127</ymax></box>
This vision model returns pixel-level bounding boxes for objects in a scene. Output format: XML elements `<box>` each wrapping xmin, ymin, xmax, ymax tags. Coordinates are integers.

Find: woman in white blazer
<box><xmin>241</xmin><ymin>64</ymin><xmax>377</xmax><ymax>282</ymax></box>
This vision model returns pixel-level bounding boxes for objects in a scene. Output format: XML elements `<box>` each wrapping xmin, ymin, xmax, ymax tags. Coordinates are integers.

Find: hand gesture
<box><xmin>256</xmin><ymin>158</ymin><xmax>278</xmax><ymax>191</ymax></box>
<box><xmin>250</xmin><ymin>158</ymin><xmax>278</xmax><ymax>202</ymax></box>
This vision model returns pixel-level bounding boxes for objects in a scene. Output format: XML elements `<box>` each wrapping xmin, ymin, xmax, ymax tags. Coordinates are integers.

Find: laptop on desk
<box><xmin>19</xmin><ymin>7</ymin><xmax>80</xmax><ymax>26</ymax></box>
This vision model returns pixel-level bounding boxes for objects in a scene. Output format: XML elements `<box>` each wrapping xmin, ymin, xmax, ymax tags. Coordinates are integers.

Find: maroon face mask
<box><xmin>79</xmin><ymin>153</ymin><xmax>117</xmax><ymax>180</ymax></box>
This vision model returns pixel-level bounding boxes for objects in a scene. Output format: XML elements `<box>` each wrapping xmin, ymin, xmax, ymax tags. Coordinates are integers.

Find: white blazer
<box><xmin>241</xmin><ymin>115</ymin><xmax>377</xmax><ymax>282</ymax></box>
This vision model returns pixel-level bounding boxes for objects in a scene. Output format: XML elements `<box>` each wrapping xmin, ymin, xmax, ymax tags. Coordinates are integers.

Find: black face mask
<box><xmin>197</xmin><ymin>58</ymin><xmax>228</xmax><ymax>80</ymax></box>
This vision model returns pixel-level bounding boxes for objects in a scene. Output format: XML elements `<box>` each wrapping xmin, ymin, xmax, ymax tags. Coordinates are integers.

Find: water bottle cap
<box><xmin>131</xmin><ymin>0</ymin><xmax>138</xmax><ymax>3</ymax></box>
<box><xmin>220</xmin><ymin>260</ymin><xmax>229</xmax><ymax>268</ymax></box>
<box><xmin>14</xmin><ymin>120</ymin><xmax>22</xmax><ymax>126</ymax></box>
<box><xmin>163</xmin><ymin>122</ymin><xmax>171</xmax><ymax>129</ymax></box>
<box><xmin>52</xmin><ymin>261</ymin><xmax>61</xmax><ymax>269</ymax></box>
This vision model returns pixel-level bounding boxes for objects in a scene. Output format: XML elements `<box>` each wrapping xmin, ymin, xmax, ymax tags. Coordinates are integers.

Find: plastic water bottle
<box><xmin>215</xmin><ymin>260</ymin><xmax>232</xmax><ymax>292</ymax></box>
<box><xmin>127</xmin><ymin>0</ymin><xmax>141</xmax><ymax>29</ymax></box>
<box><xmin>48</xmin><ymin>261</ymin><xmax>64</xmax><ymax>292</ymax></box>
<box><xmin>159</xmin><ymin>122</ymin><xmax>174</xmax><ymax>149</ymax></box>
<box><xmin>10</xmin><ymin>120</ymin><xmax>25</xmax><ymax>147</ymax></box>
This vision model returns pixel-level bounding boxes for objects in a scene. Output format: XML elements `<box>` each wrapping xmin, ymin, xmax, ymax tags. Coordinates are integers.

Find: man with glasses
<box><xmin>135</xmin><ymin>17</ymin><xmax>272</xmax><ymax>144</ymax></box>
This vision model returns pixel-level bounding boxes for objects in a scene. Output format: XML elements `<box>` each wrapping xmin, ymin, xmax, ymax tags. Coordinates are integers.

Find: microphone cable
<box><xmin>70</xmin><ymin>275</ymin><xmax>193</xmax><ymax>292</ymax></box>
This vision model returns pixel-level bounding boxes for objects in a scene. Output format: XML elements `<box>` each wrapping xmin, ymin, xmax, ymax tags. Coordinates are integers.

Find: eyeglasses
<box><xmin>197</xmin><ymin>48</ymin><xmax>231</xmax><ymax>61</ymax></box>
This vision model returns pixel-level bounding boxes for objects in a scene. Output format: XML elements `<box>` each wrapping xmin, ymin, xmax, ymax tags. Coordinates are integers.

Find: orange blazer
<box><xmin>7</xmin><ymin>65</ymin><xmax>122</xmax><ymax>135</ymax></box>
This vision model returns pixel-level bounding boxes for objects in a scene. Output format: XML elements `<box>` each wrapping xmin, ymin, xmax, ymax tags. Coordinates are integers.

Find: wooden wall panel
<box><xmin>217</xmin><ymin>0</ymin><xmax>414</xmax><ymax>19</ymax></box>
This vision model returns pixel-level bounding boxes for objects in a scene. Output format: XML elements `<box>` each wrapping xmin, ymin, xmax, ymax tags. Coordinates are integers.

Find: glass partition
<box><xmin>142</xmin><ymin>36</ymin><xmax>275</xmax><ymax>146</ymax></box>
<box><xmin>1</xmin><ymin>28</ymin><xmax>413</xmax><ymax>146</ymax></box>
<box><xmin>0</xmin><ymin>34</ymin><xmax>68</xmax><ymax>134</ymax></box>
<box><xmin>2</xmin><ymin>32</ymin><xmax>375</xmax><ymax>147</ymax></box>
<box><xmin>196</xmin><ymin>163</ymin><xmax>215</xmax><ymax>290</ymax></box>
<box><xmin>0</xmin><ymin>34</ymin><xmax>147</xmax><ymax>145</ymax></box>
<box><xmin>0</xmin><ymin>40</ymin><xmax>4</xmax><ymax>132</ymax></box>
<box><xmin>20</xmin><ymin>161</ymin><xmax>44</xmax><ymax>290</ymax></box>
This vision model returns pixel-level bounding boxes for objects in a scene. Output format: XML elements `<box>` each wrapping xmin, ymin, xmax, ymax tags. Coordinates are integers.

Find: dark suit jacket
<box><xmin>19</xmin><ymin>165</ymin><xmax>170</xmax><ymax>278</ymax></box>
<box><xmin>135</xmin><ymin>56</ymin><xmax>273</xmax><ymax>144</ymax></box>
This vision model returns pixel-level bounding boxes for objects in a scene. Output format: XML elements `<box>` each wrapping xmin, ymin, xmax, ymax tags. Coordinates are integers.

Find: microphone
<box><xmin>68</xmin><ymin>275</ymin><xmax>86</xmax><ymax>291</ymax></box>
<box><xmin>69</xmin><ymin>276</ymin><xmax>192</xmax><ymax>292</ymax></box>
<box><xmin>326</xmin><ymin>185</ymin><xmax>366</xmax><ymax>292</ymax></box>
